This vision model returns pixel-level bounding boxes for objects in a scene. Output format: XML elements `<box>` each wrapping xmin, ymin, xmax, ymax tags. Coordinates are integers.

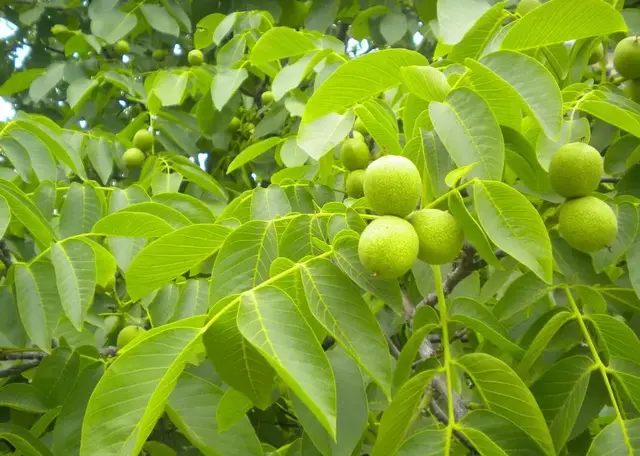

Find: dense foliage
<box><xmin>3</xmin><ymin>0</ymin><xmax>640</xmax><ymax>455</ymax></box>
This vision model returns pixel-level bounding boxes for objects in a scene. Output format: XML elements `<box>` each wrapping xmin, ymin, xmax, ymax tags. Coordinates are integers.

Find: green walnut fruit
<box><xmin>116</xmin><ymin>325</ymin><xmax>147</xmax><ymax>349</ymax></box>
<box><xmin>358</xmin><ymin>216</ymin><xmax>419</xmax><ymax>279</ymax></box>
<box><xmin>340</xmin><ymin>138</ymin><xmax>370</xmax><ymax>171</ymax></box>
<box><xmin>548</xmin><ymin>142</ymin><xmax>603</xmax><ymax>198</ymax></box>
<box><xmin>589</xmin><ymin>43</ymin><xmax>604</xmax><ymax>65</ymax></box>
<box><xmin>123</xmin><ymin>147</ymin><xmax>145</xmax><ymax>168</ymax></box>
<box><xmin>346</xmin><ymin>169</ymin><xmax>365</xmax><ymax>198</ymax></box>
<box><xmin>188</xmin><ymin>49</ymin><xmax>204</xmax><ymax>66</ymax></box>
<box><xmin>261</xmin><ymin>91</ymin><xmax>275</xmax><ymax>104</ymax></box>
<box><xmin>152</xmin><ymin>49</ymin><xmax>166</xmax><ymax>61</ymax></box>
<box><xmin>132</xmin><ymin>129</ymin><xmax>153</xmax><ymax>151</ymax></box>
<box><xmin>51</xmin><ymin>24</ymin><xmax>69</xmax><ymax>35</ymax></box>
<box><xmin>558</xmin><ymin>196</ymin><xmax>618</xmax><ymax>253</ymax></box>
<box><xmin>363</xmin><ymin>155</ymin><xmax>422</xmax><ymax>217</ymax></box>
<box><xmin>625</xmin><ymin>79</ymin><xmax>640</xmax><ymax>102</ymax></box>
<box><xmin>114</xmin><ymin>40</ymin><xmax>129</xmax><ymax>55</ymax></box>
<box><xmin>614</xmin><ymin>36</ymin><xmax>640</xmax><ymax>79</ymax></box>
<box><xmin>228</xmin><ymin>116</ymin><xmax>241</xmax><ymax>132</ymax></box>
<box><xmin>408</xmin><ymin>209</ymin><xmax>464</xmax><ymax>265</ymax></box>
<box><xmin>354</xmin><ymin>118</ymin><xmax>366</xmax><ymax>135</ymax></box>
<box><xmin>516</xmin><ymin>0</ymin><xmax>541</xmax><ymax>16</ymax></box>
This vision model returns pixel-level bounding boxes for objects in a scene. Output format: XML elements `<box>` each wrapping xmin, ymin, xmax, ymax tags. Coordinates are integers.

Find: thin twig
<box><xmin>0</xmin><ymin>239</ymin><xmax>12</xmax><ymax>270</ymax></box>
<box><xmin>429</xmin><ymin>400</ymin><xmax>478</xmax><ymax>453</ymax></box>
<box><xmin>0</xmin><ymin>360</ymin><xmax>40</xmax><ymax>378</ymax></box>
<box><xmin>386</xmin><ymin>335</ymin><xmax>401</xmax><ymax>359</ymax></box>
<box><xmin>601</xmin><ymin>177</ymin><xmax>620</xmax><ymax>184</ymax></box>
<box><xmin>0</xmin><ymin>346</ymin><xmax>118</xmax><ymax>378</ymax></box>
<box><xmin>419</xmin><ymin>246</ymin><xmax>506</xmax><ymax>309</ymax></box>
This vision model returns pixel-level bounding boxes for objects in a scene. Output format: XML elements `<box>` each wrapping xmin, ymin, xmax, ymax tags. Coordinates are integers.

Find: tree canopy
<box><xmin>2</xmin><ymin>0</ymin><xmax>640</xmax><ymax>455</ymax></box>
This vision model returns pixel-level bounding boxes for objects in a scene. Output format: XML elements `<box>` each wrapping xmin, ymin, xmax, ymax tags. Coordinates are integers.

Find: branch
<box><xmin>428</xmin><ymin>400</ymin><xmax>478</xmax><ymax>454</ymax></box>
<box><xmin>0</xmin><ymin>346</ymin><xmax>117</xmax><ymax>378</ymax></box>
<box><xmin>0</xmin><ymin>239</ymin><xmax>12</xmax><ymax>270</ymax></box>
<box><xmin>601</xmin><ymin>177</ymin><xmax>620</xmax><ymax>184</ymax></box>
<box><xmin>418</xmin><ymin>246</ymin><xmax>506</xmax><ymax>309</ymax></box>
<box><xmin>0</xmin><ymin>360</ymin><xmax>40</xmax><ymax>378</ymax></box>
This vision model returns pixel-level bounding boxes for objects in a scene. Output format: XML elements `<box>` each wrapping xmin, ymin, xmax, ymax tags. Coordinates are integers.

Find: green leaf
<box><xmin>456</xmin><ymin>410</ymin><xmax>548</xmax><ymax>455</ymax></box>
<box><xmin>216</xmin><ymin>388</ymin><xmax>253</xmax><ymax>432</ymax></box>
<box><xmin>204</xmin><ymin>300</ymin><xmax>275</xmax><ymax>409</ymax></box>
<box><xmin>153</xmin><ymin>71</ymin><xmax>188</xmax><ymax>107</ymax></box>
<box><xmin>371</xmin><ymin>369</ymin><xmax>439</xmax><ymax>456</ymax></box>
<box><xmin>0</xmin><ymin>180</ymin><xmax>55</xmax><ymax>247</ymax></box>
<box><xmin>437</xmin><ymin>0</ymin><xmax>491</xmax><ymax>45</ymax></box>
<box><xmin>86</xmin><ymin>137</ymin><xmax>114</xmax><ymax>185</ymax></box>
<box><xmin>172</xmin><ymin>279</ymin><xmax>209</xmax><ymax>321</ymax></box>
<box><xmin>12</xmin><ymin>119</ymin><xmax>86</xmax><ymax>179</ymax></box>
<box><xmin>32</xmin><ymin>347</ymin><xmax>79</xmax><ymax>407</ymax></box>
<box><xmin>279</xmin><ymin>215</ymin><xmax>323</xmax><ymax>262</ymax></box>
<box><xmin>399</xmin><ymin>66</ymin><xmax>450</xmax><ymax>102</ymax></box>
<box><xmin>210</xmin><ymin>220</ymin><xmax>278</xmax><ymax>305</ymax></box>
<box><xmin>90</xmin><ymin>8</ymin><xmax>137</xmax><ymax>44</ymax></box>
<box><xmin>53</xmin><ymin>363</ymin><xmax>103</xmax><ymax>456</ymax></box>
<box><xmin>194</xmin><ymin>13</ymin><xmax>224</xmax><ymax>49</ymax></box>
<box><xmin>502</xmin><ymin>126</ymin><xmax>552</xmax><ymax>193</ymax></box>
<box><xmin>147</xmin><ymin>284</ymin><xmax>179</xmax><ymax>326</ymax></box>
<box><xmin>449</xmin><ymin>2</ymin><xmax>508</xmax><ymax>63</ymax></box>
<box><xmin>126</xmin><ymin>224</ymin><xmax>231</xmax><ymax>300</ymax></box>
<box><xmin>167</xmin><ymin>155</ymin><xmax>227</xmax><ymax>201</ymax></box>
<box><xmin>474</xmin><ymin>180</ymin><xmax>553</xmax><ymax>283</ymax></box>
<box><xmin>51</xmin><ymin>240</ymin><xmax>96</xmax><ymax>331</ymax></box>
<box><xmin>301</xmin><ymin>258</ymin><xmax>392</xmax><ymax>396</ymax></box>
<box><xmin>227</xmin><ymin>137</ymin><xmax>284</xmax><ymax>173</ymax></box>
<box><xmin>353</xmin><ymin>99</ymin><xmax>402</xmax><ymax>156</ymax></box>
<box><xmin>280</xmin><ymin>137</ymin><xmax>309</xmax><ymax>168</ymax></box>
<box><xmin>239</xmin><ymin>286</ymin><xmax>337</xmax><ymax>438</ymax></box>
<box><xmin>332</xmin><ymin>232</ymin><xmax>402</xmax><ymax>314</ymax></box>
<box><xmin>0</xmin><ymin>384</ymin><xmax>49</xmax><ymax>413</ymax></box>
<box><xmin>396</xmin><ymin>428</ymin><xmax>447</xmax><ymax>455</ymax></box>
<box><xmin>455</xmin><ymin>353</ymin><xmax>555</xmax><ymax>454</ymax></box>
<box><xmin>211</xmin><ymin>68</ymin><xmax>249</xmax><ymax>111</ymax></box>
<box><xmin>501</xmin><ymin>0</ymin><xmax>627</xmax><ymax>51</ymax></box>
<box><xmin>0</xmin><ymin>423</ymin><xmax>54</xmax><ymax>456</ymax></box>
<box><xmin>530</xmin><ymin>355</ymin><xmax>594</xmax><ymax>451</ymax></box>
<box><xmin>29</xmin><ymin>62</ymin><xmax>65</xmax><ymax>102</ymax></box>
<box><xmin>166</xmin><ymin>372</ymin><xmax>262</xmax><ymax>456</ymax></box>
<box><xmin>589</xmin><ymin>313</ymin><xmax>640</xmax><ymax>365</ymax></box>
<box><xmin>92</xmin><ymin>211</ymin><xmax>174</xmax><ymax>237</ymax></box>
<box><xmin>466</xmin><ymin>50</ymin><xmax>563</xmax><ymax>140</ymax></box>
<box><xmin>120</xmin><ymin>202</ymin><xmax>191</xmax><ymax>228</ymax></box>
<box><xmin>59</xmin><ymin>183</ymin><xmax>103</xmax><ymax>238</ymax></box>
<box><xmin>250</xmin><ymin>27</ymin><xmax>317</xmax><ymax>65</ymax></box>
<box><xmin>273</xmin><ymin>51</ymin><xmax>329</xmax><ymax>101</ymax></box>
<box><xmin>15</xmin><ymin>261</ymin><xmax>62</xmax><ymax>351</ymax></box>
<box><xmin>587</xmin><ymin>418</ymin><xmax>640</xmax><ymax>455</ymax></box>
<box><xmin>448</xmin><ymin>190</ymin><xmax>501</xmax><ymax>268</ymax></box>
<box><xmin>0</xmin><ymin>195</ymin><xmax>9</xmax><ymax>238</ymax></box>
<box><xmin>0</xmin><ymin>68</ymin><xmax>44</xmax><ymax>96</ymax></box>
<box><xmin>0</xmin><ymin>136</ymin><xmax>34</xmax><ymax>183</ymax></box>
<box><xmin>141</xmin><ymin>4</ymin><xmax>179</xmax><ymax>36</ymax></box>
<box><xmin>297</xmin><ymin>111</ymin><xmax>354</xmax><ymax>160</ymax></box>
<box><xmin>80</xmin><ymin>316</ymin><xmax>205</xmax><ymax>456</ymax></box>
<box><xmin>251</xmin><ymin>186</ymin><xmax>292</xmax><ymax>221</ymax></box>
<box><xmin>430</xmin><ymin>88</ymin><xmax>504</xmax><ymax>180</ymax></box>
<box><xmin>449</xmin><ymin>297</ymin><xmax>524</xmax><ymax>356</ymax></box>
<box><xmin>303</xmin><ymin>49</ymin><xmax>428</xmax><ymax>122</ymax></box>
<box><xmin>291</xmin><ymin>348</ymin><xmax>369</xmax><ymax>456</ymax></box>
<box><xmin>517</xmin><ymin>311</ymin><xmax>575</xmax><ymax>377</ymax></box>
<box><xmin>153</xmin><ymin>193</ymin><xmax>216</xmax><ymax>224</ymax></box>
<box><xmin>67</xmin><ymin>77</ymin><xmax>98</xmax><ymax>111</ymax></box>
<box><xmin>391</xmin><ymin>323</ymin><xmax>439</xmax><ymax>394</ymax></box>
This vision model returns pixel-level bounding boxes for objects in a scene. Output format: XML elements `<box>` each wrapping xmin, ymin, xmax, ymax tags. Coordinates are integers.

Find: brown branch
<box><xmin>428</xmin><ymin>400</ymin><xmax>478</xmax><ymax>453</ymax></box>
<box><xmin>0</xmin><ymin>239</ymin><xmax>12</xmax><ymax>270</ymax></box>
<box><xmin>0</xmin><ymin>346</ymin><xmax>117</xmax><ymax>378</ymax></box>
<box><xmin>601</xmin><ymin>177</ymin><xmax>620</xmax><ymax>184</ymax></box>
<box><xmin>0</xmin><ymin>360</ymin><xmax>40</xmax><ymax>378</ymax></box>
<box><xmin>418</xmin><ymin>246</ymin><xmax>506</xmax><ymax>309</ymax></box>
